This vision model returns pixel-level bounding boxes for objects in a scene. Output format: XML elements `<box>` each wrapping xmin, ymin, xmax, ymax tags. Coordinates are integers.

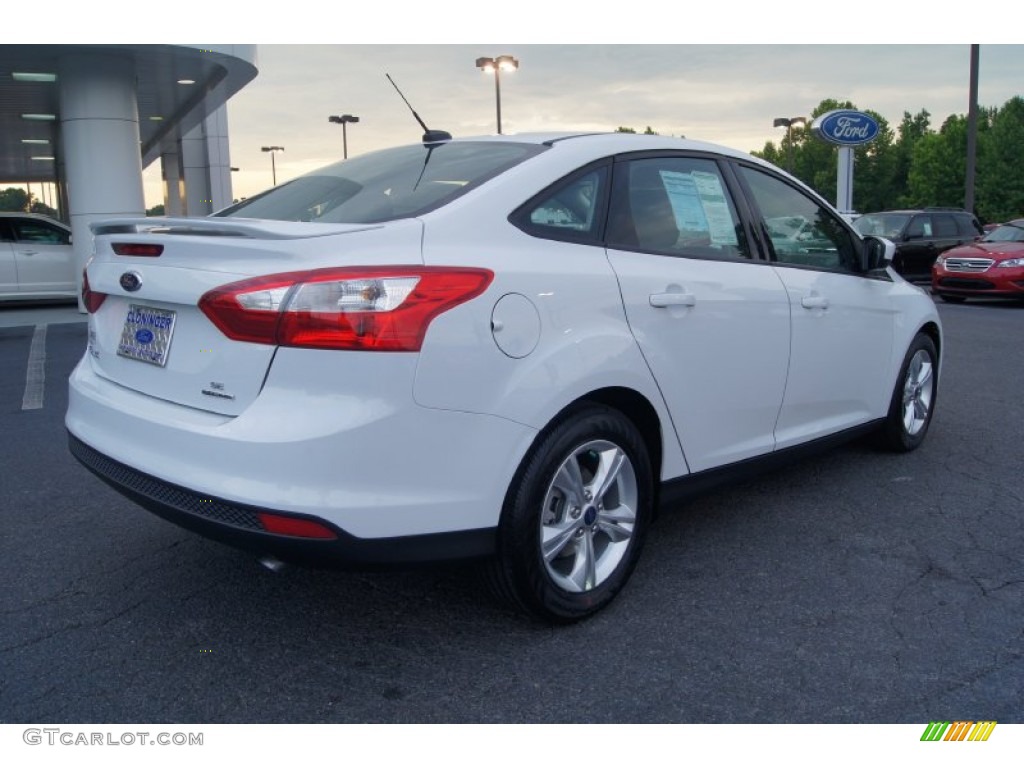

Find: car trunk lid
<box><xmin>84</xmin><ymin>217</ymin><xmax>424</xmax><ymax>416</ymax></box>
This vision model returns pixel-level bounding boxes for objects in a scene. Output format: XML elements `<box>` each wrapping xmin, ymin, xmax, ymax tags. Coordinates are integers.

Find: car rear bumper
<box><xmin>69</xmin><ymin>432</ymin><xmax>497</xmax><ymax>566</ymax></box>
<box><xmin>66</xmin><ymin>347</ymin><xmax>538</xmax><ymax>553</ymax></box>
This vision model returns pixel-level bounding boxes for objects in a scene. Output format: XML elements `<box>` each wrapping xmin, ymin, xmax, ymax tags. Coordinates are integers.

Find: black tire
<box><xmin>939</xmin><ymin>294</ymin><xmax>967</xmax><ymax>304</ymax></box>
<box><xmin>878</xmin><ymin>333</ymin><xmax>938</xmax><ymax>452</ymax></box>
<box><xmin>487</xmin><ymin>403</ymin><xmax>654</xmax><ymax>623</ymax></box>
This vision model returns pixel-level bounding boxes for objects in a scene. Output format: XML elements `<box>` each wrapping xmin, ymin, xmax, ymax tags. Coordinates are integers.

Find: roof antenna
<box><xmin>386</xmin><ymin>73</ymin><xmax>452</xmax><ymax>147</ymax></box>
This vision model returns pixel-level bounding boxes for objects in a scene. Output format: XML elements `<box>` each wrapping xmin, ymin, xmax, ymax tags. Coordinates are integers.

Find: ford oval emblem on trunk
<box><xmin>120</xmin><ymin>271</ymin><xmax>142</xmax><ymax>292</ymax></box>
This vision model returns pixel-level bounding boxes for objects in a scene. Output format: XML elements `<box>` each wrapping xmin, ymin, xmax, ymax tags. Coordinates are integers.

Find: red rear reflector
<box><xmin>113</xmin><ymin>243</ymin><xmax>164</xmax><ymax>257</ymax></box>
<box><xmin>82</xmin><ymin>270</ymin><xmax>107</xmax><ymax>313</ymax></box>
<box><xmin>257</xmin><ymin>513</ymin><xmax>338</xmax><ymax>540</ymax></box>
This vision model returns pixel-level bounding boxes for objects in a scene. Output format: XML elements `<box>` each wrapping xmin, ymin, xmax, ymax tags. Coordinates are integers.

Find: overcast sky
<box><xmin>137</xmin><ymin>43</ymin><xmax>1024</xmax><ymax>207</ymax></box>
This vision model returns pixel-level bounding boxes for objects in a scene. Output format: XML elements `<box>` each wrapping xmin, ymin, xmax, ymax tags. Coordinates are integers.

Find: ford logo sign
<box><xmin>120</xmin><ymin>271</ymin><xmax>142</xmax><ymax>292</ymax></box>
<box><xmin>811</xmin><ymin>109</ymin><xmax>880</xmax><ymax>146</ymax></box>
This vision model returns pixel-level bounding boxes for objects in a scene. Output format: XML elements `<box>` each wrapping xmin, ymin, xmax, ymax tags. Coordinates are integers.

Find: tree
<box><xmin>615</xmin><ymin>126</ymin><xmax>658</xmax><ymax>135</ymax></box>
<box><xmin>976</xmin><ymin>96</ymin><xmax>1024</xmax><ymax>222</ymax></box>
<box><xmin>146</xmin><ymin>204</ymin><xmax>166</xmax><ymax>217</ymax></box>
<box><xmin>0</xmin><ymin>187</ymin><xmax>30</xmax><ymax>212</ymax></box>
<box><xmin>906</xmin><ymin>115</ymin><xmax>969</xmax><ymax>209</ymax></box>
<box><xmin>29</xmin><ymin>199</ymin><xmax>59</xmax><ymax>218</ymax></box>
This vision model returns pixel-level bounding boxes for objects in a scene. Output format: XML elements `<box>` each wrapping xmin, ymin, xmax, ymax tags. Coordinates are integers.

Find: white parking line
<box><xmin>21</xmin><ymin>323</ymin><xmax>47</xmax><ymax>410</ymax></box>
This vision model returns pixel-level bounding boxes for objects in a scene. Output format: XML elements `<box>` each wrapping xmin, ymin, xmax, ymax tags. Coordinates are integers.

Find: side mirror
<box><xmin>861</xmin><ymin>235</ymin><xmax>894</xmax><ymax>273</ymax></box>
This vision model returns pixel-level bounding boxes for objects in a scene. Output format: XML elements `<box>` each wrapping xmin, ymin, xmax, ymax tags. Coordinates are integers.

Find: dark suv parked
<box><xmin>853</xmin><ymin>208</ymin><xmax>983</xmax><ymax>281</ymax></box>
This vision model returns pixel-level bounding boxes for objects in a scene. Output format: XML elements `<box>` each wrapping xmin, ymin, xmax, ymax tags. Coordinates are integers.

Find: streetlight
<box><xmin>261</xmin><ymin>146</ymin><xmax>284</xmax><ymax>185</ymax></box>
<box><xmin>772</xmin><ymin>116</ymin><xmax>807</xmax><ymax>173</ymax></box>
<box><xmin>328</xmin><ymin>114</ymin><xmax>360</xmax><ymax>159</ymax></box>
<box><xmin>476</xmin><ymin>55</ymin><xmax>519</xmax><ymax>135</ymax></box>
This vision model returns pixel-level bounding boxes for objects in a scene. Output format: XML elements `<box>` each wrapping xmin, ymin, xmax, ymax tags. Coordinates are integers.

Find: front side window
<box><xmin>217</xmin><ymin>141</ymin><xmax>546</xmax><ymax>224</ymax></box>
<box><xmin>739</xmin><ymin>165</ymin><xmax>858</xmax><ymax>272</ymax></box>
<box><xmin>607</xmin><ymin>156</ymin><xmax>749</xmax><ymax>259</ymax></box>
<box><xmin>906</xmin><ymin>215</ymin><xmax>932</xmax><ymax>239</ymax></box>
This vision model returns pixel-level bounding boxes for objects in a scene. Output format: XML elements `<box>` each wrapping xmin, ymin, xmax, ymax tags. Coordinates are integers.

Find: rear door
<box><xmin>734</xmin><ymin>163</ymin><xmax>896</xmax><ymax>448</ymax></box>
<box><xmin>604</xmin><ymin>154</ymin><xmax>791</xmax><ymax>473</ymax></box>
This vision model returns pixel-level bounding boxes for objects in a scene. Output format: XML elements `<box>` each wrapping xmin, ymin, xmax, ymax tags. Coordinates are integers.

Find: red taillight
<box><xmin>82</xmin><ymin>270</ymin><xmax>107</xmax><ymax>313</ymax></box>
<box><xmin>257</xmin><ymin>513</ymin><xmax>338</xmax><ymax>539</ymax></box>
<box><xmin>199</xmin><ymin>266</ymin><xmax>494</xmax><ymax>351</ymax></box>
<box><xmin>112</xmin><ymin>243</ymin><xmax>164</xmax><ymax>257</ymax></box>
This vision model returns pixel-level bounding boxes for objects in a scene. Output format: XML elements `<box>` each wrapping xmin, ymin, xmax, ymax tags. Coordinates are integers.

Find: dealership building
<box><xmin>0</xmin><ymin>44</ymin><xmax>258</xmax><ymax>288</ymax></box>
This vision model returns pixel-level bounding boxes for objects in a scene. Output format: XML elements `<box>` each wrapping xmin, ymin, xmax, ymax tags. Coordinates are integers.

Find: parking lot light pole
<box><xmin>772</xmin><ymin>116</ymin><xmax>807</xmax><ymax>174</ymax></box>
<box><xmin>328</xmin><ymin>114</ymin><xmax>360</xmax><ymax>159</ymax></box>
<box><xmin>261</xmin><ymin>146</ymin><xmax>284</xmax><ymax>185</ymax></box>
<box><xmin>476</xmin><ymin>55</ymin><xmax>519</xmax><ymax>135</ymax></box>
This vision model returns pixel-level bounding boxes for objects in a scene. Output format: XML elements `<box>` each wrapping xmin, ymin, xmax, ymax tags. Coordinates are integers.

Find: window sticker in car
<box><xmin>691</xmin><ymin>171</ymin><xmax>739</xmax><ymax>246</ymax></box>
<box><xmin>658</xmin><ymin>170</ymin><xmax>738</xmax><ymax>246</ymax></box>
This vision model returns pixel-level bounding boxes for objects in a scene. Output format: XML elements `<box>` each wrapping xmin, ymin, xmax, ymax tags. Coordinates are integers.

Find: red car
<box><xmin>932</xmin><ymin>219</ymin><xmax>1024</xmax><ymax>303</ymax></box>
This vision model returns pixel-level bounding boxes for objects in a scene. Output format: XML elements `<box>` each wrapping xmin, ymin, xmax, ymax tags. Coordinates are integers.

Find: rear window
<box><xmin>216</xmin><ymin>141</ymin><xmax>545</xmax><ymax>224</ymax></box>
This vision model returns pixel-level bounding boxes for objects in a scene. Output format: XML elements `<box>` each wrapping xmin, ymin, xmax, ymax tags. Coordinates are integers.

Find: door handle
<box><xmin>19</xmin><ymin>249</ymin><xmax>39</xmax><ymax>256</ymax></box>
<box><xmin>801</xmin><ymin>294</ymin><xmax>829</xmax><ymax>310</ymax></box>
<box><xmin>650</xmin><ymin>292</ymin><xmax>696</xmax><ymax>308</ymax></box>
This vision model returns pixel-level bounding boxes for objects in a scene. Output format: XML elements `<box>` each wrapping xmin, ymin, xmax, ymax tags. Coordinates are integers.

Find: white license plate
<box><xmin>116</xmin><ymin>304</ymin><xmax>177</xmax><ymax>367</ymax></box>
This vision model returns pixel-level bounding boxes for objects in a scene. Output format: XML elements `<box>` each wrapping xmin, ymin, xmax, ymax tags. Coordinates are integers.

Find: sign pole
<box><xmin>837</xmin><ymin>146</ymin><xmax>854</xmax><ymax>214</ymax></box>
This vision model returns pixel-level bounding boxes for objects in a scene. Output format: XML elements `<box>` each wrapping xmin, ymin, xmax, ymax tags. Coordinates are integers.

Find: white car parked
<box><xmin>0</xmin><ymin>212</ymin><xmax>76</xmax><ymax>301</ymax></box>
<box><xmin>67</xmin><ymin>133</ymin><xmax>941</xmax><ymax>621</ymax></box>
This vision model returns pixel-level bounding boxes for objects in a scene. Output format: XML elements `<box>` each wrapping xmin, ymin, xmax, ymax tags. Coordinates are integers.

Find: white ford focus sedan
<box><xmin>67</xmin><ymin>132</ymin><xmax>941</xmax><ymax>621</ymax></box>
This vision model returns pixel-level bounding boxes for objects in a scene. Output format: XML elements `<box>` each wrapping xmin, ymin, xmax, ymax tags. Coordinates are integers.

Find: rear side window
<box><xmin>513</xmin><ymin>165</ymin><xmax>609</xmax><ymax>244</ymax></box>
<box><xmin>932</xmin><ymin>214</ymin><xmax>958</xmax><ymax>237</ymax></box>
<box><xmin>218</xmin><ymin>141</ymin><xmax>545</xmax><ymax>224</ymax></box>
<box><xmin>957</xmin><ymin>214</ymin><xmax>983</xmax><ymax>237</ymax></box>
<box><xmin>606</xmin><ymin>156</ymin><xmax>750</xmax><ymax>260</ymax></box>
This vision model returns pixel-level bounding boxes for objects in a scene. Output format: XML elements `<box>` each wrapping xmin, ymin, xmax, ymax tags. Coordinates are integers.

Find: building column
<box><xmin>180</xmin><ymin>105</ymin><xmax>234</xmax><ymax>216</ymax></box>
<box><xmin>58</xmin><ymin>52</ymin><xmax>145</xmax><ymax>307</ymax></box>
<box><xmin>204</xmin><ymin>105</ymin><xmax>233</xmax><ymax>212</ymax></box>
<box><xmin>161</xmin><ymin>150</ymin><xmax>184</xmax><ymax>217</ymax></box>
<box><xmin>180</xmin><ymin>123</ymin><xmax>211</xmax><ymax>216</ymax></box>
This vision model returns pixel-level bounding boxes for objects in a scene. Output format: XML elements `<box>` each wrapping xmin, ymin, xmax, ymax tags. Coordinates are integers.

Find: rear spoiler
<box><xmin>90</xmin><ymin>217</ymin><xmax>382</xmax><ymax>241</ymax></box>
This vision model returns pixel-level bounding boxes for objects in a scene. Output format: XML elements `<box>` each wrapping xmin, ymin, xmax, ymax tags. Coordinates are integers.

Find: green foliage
<box><xmin>751</xmin><ymin>96</ymin><xmax>1024</xmax><ymax>219</ymax></box>
<box><xmin>0</xmin><ymin>187</ymin><xmax>30</xmax><ymax>212</ymax></box>
<box><xmin>0</xmin><ymin>187</ymin><xmax>58</xmax><ymax>218</ymax></box>
<box><xmin>29</xmin><ymin>200</ymin><xmax>59</xmax><ymax>218</ymax></box>
<box><xmin>146</xmin><ymin>204</ymin><xmax>166</xmax><ymax>217</ymax></box>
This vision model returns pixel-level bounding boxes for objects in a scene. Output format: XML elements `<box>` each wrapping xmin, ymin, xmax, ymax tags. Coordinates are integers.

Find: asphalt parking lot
<box><xmin>1</xmin><ymin>298</ymin><xmax>1022</xmax><ymax>724</ymax></box>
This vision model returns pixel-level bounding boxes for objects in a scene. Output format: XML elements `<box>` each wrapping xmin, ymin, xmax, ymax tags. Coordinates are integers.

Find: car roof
<box><xmin>449</xmin><ymin>131</ymin><xmax>778</xmax><ymax>171</ymax></box>
<box><xmin>455</xmin><ymin>131</ymin><xmax>754</xmax><ymax>156</ymax></box>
